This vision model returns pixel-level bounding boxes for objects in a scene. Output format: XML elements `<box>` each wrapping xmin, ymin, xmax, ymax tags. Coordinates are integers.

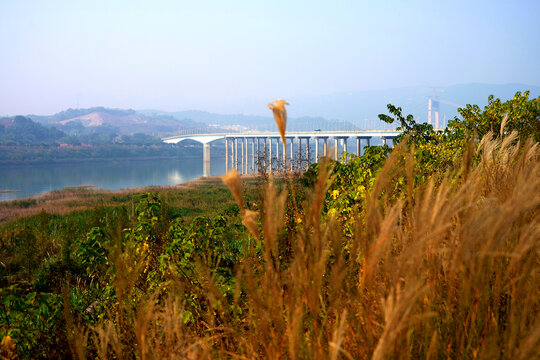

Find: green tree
<box><xmin>450</xmin><ymin>91</ymin><xmax>540</xmax><ymax>141</ymax></box>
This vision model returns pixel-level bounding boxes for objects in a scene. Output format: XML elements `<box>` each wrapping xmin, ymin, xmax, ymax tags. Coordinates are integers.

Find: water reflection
<box><xmin>0</xmin><ymin>156</ymin><xmax>226</xmax><ymax>201</ymax></box>
<box><xmin>167</xmin><ymin>170</ymin><xmax>186</xmax><ymax>184</ymax></box>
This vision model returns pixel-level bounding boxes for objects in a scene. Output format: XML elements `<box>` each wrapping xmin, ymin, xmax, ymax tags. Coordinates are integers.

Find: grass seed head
<box><xmin>268</xmin><ymin>99</ymin><xmax>289</xmax><ymax>145</ymax></box>
<box><xmin>221</xmin><ymin>168</ymin><xmax>244</xmax><ymax>210</ymax></box>
<box><xmin>242</xmin><ymin>209</ymin><xmax>260</xmax><ymax>240</ymax></box>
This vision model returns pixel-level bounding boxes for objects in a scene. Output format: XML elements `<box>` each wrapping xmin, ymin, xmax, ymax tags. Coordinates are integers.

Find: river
<box><xmin>0</xmin><ymin>156</ymin><xmax>227</xmax><ymax>201</ymax></box>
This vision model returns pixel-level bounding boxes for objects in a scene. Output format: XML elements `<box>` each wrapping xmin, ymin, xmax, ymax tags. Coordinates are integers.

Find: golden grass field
<box><xmin>1</xmin><ymin>97</ymin><xmax>538</xmax><ymax>358</ymax></box>
<box><xmin>58</xmin><ymin>134</ymin><xmax>538</xmax><ymax>359</ymax></box>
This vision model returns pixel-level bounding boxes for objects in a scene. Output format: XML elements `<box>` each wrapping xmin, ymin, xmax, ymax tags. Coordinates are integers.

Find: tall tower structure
<box><xmin>427</xmin><ymin>89</ymin><xmax>463</xmax><ymax>129</ymax></box>
<box><xmin>428</xmin><ymin>88</ymin><xmax>441</xmax><ymax>129</ymax></box>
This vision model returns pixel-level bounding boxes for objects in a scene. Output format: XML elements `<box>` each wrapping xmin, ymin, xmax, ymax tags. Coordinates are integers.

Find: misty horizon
<box><xmin>0</xmin><ymin>81</ymin><xmax>537</xmax><ymax>117</ymax></box>
<box><xmin>2</xmin><ymin>1</ymin><xmax>539</xmax><ymax>116</ymax></box>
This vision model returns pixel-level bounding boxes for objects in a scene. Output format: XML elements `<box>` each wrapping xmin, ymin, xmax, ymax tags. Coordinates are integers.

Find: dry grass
<box><xmin>0</xmin><ymin>176</ymin><xmax>244</xmax><ymax>224</ymax></box>
<box><xmin>70</xmin><ymin>131</ymin><xmax>540</xmax><ymax>359</ymax></box>
<box><xmin>268</xmin><ymin>99</ymin><xmax>289</xmax><ymax>145</ymax></box>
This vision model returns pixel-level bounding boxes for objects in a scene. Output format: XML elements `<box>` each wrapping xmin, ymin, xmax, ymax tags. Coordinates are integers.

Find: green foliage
<box><xmin>75</xmin><ymin>227</ymin><xmax>110</xmax><ymax>278</ymax></box>
<box><xmin>450</xmin><ymin>91</ymin><xmax>540</xmax><ymax>141</ymax></box>
<box><xmin>311</xmin><ymin>93</ymin><xmax>538</xmax><ymax>239</ymax></box>
<box><xmin>378</xmin><ymin>103</ymin><xmax>466</xmax><ymax>180</ymax></box>
<box><xmin>0</xmin><ymin>188</ymin><xmax>247</xmax><ymax>357</ymax></box>
<box><xmin>304</xmin><ymin>145</ymin><xmax>391</xmax><ymax>236</ymax></box>
<box><xmin>378</xmin><ymin>104</ymin><xmax>438</xmax><ymax>145</ymax></box>
<box><xmin>0</xmin><ymin>116</ymin><xmax>65</xmax><ymax>145</ymax></box>
<box><xmin>0</xmin><ymin>285</ymin><xmax>65</xmax><ymax>358</ymax></box>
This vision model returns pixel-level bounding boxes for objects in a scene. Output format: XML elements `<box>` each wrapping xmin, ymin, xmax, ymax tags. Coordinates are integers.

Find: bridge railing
<box><xmin>170</xmin><ymin>119</ymin><xmax>399</xmax><ymax>137</ymax></box>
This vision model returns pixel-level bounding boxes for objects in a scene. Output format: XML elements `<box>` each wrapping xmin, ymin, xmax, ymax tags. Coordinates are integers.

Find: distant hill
<box><xmin>19</xmin><ymin>83</ymin><xmax>540</xmax><ymax>137</ymax></box>
<box><xmin>138</xmin><ymin>111</ymin><xmax>391</xmax><ymax>132</ymax></box>
<box><xmin>28</xmin><ymin>107</ymin><xmax>137</xmax><ymax>124</ymax></box>
<box><xmin>28</xmin><ymin>107</ymin><xmax>202</xmax><ymax>137</ymax></box>
<box><xmin>0</xmin><ymin>116</ymin><xmax>66</xmax><ymax>145</ymax></box>
<box><xmin>139</xmin><ymin>109</ymin><xmax>274</xmax><ymax>131</ymax></box>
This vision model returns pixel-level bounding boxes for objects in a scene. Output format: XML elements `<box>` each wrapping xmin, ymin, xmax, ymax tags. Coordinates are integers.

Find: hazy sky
<box><xmin>1</xmin><ymin>0</ymin><xmax>539</xmax><ymax>115</ymax></box>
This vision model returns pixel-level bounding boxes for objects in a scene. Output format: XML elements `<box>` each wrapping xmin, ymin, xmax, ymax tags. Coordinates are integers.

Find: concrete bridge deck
<box><xmin>162</xmin><ymin>130</ymin><xmax>402</xmax><ymax>177</ymax></box>
<box><xmin>162</xmin><ymin>129</ymin><xmax>401</xmax><ymax>144</ymax></box>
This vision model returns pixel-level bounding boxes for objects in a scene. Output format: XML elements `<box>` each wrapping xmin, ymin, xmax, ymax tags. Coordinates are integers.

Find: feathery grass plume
<box><xmin>268</xmin><ymin>99</ymin><xmax>289</xmax><ymax>145</ymax></box>
<box><xmin>268</xmin><ymin>98</ymin><xmax>300</xmax><ymax>217</ymax></box>
<box><xmin>242</xmin><ymin>209</ymin><xmax>260</xmax><ymax>240</ymax></box>
<box><xmin>221</xmin><ymin>168</ymin><xmax>244</xmax><ymax>210</ymax></box>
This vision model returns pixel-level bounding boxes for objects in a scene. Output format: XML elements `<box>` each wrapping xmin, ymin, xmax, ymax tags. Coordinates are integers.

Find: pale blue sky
<box><xmin>1</xmin><ymin>0</ymin><xmax>539</xmax><ymax>115</ymax></box>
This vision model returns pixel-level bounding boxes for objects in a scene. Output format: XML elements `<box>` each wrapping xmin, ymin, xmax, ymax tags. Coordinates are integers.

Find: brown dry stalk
<box><xmin>84</xmin><ymin>133</ymin><xmax>539</xmax><ymax>359</ymax></box>
<box><xmin>221</xmin><ymin>169</ymin><xmax>244</xmax><ymax>211</ymax></box>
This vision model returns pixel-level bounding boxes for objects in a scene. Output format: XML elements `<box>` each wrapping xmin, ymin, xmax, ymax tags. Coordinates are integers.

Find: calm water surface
<box><xmin>0</xmin><ymin>156</ymin><xmax>226</xmax><ymax>201</ymax></box>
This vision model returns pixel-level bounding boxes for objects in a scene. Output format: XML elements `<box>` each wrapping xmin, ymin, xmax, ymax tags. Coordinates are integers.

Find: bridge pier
<box><xmin>264</xmin><ymin>138</ymin><xmax>268</xmax><ymax>173</ymax></box>
<box><xmin>256</xmin><ymin>138</ymin><xmax>260</xmax><ymax>172</ymax></box>
<box><xmin>343</xmin><ymin>138</ymin><xmax>348</xmax><ymax>163</ymax></box>
<box><xmin>203</xmin><ymin>143</ymin><xmax>210</xmax><ymax>177</ymax></box>
<box><xmin>163</xmin><ymin>130</ymin><xmax>400</xmax><ymax>177</ymax></box>
<box><xmin>251</xmin><ymin>138</ymin><xmax>255</xmax><ymax>173</ymax></box>
<box><xmin>315</xmin><ymin>137</ymin><xmax>319</xmax><ymax>162</ymax></box>
<box><xmin>306</xmin><ymin>138</ymin><xmax>310</xmax><ymax>169</ymax></box>
<box><xmin>289</xmin><ymin>137</ymin><xmax>294</xmax><ymax>171</ymax></box>
<box><xmin>332</xmin><ymin>136</ymin><xmax>350</xmax><ymax>161</ymax></box>
<box><xmin>244</xmin><ymin>137</ymin><xmax>248</xmax><ymax>174</ymax></box>
<box><xmin>275</xmin><ymin>137</ymin><xmax>280</xmax><ymax>172</ymax></box>
<box><xmin>234</xmin><ymin>138</ymin><xmax>239</xmax><ymax>170</ymax></box>
<box><xmin>230</xmin><ymin>138</ymin><xmax>235</xmax><ymax>170</ymax></box>
<box><xmin>282</xmin><ymin>138</ymin><xmax>287</xmax><ymax>170</ymax></box>
<box><xmin>241</xmin><ymin>138</ymin><xmax>245</xmax><ymax>173</ymax></box>
<box><xmin>356</xmin><ymin>136</ymin><xmax>372</xmax><ymax>156</ymax></box>
<box><xmin>297</xmin><ymin>136</ymin><xmax>311</xmax><ymax>170</ymax></box>
<box><xmin>225</xmin><ymin>138</ymin><xmax>229</xmax><ymax>171</ymax></box>
<box><xmin>269</xmin><ymin>138</ymin><xmax>273</xmax><ymax>174</ymax></box>
<box><xmin>298</xmin><ymin>137</ymin><xmax>302</xmax><ymax>170</ymax></box>
<box><xmin>314</xmin><ymin>136</ymin><xmax>328</xmax><ymax>162</ymax></box>
<box><xmin>229</xmin><ymin>138</ymin><xmax>233</xmax><ymax>170</ymax></box>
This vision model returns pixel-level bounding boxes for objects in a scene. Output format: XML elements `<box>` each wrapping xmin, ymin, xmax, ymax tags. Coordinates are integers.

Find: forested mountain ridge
<box><xmin>0</xmin><ymin>116</ymin><xmax>65</xmax><ymax>145</ymax></box>
<box><xmin>7</xmin><ymin>83</ymin><xmax>539</xmax><ymax>143</ymax></box>
<box><xmin>15</xmin><ymin>83</ymin><xmax>539</xmax><ymax>136</ymax></box>
<box><xmin>0</xmin><ymin>115</ymin><xmax>206</xmax><ymax>164</ymax></box>
<box><xmin>28</xmin><ymin>107</ymin><xmax>201</xmax><ymax>137</ymax></box>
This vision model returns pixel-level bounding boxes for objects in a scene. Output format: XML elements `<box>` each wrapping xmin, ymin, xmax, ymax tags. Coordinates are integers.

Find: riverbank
<box><xmin>0</xmin><ymin>175</ymin><xmax>257</xmax><ymax>224</ymax></box>
<box><xmin>0</xmin><ymin>156</ymin><xmax>231</xmax><ymax>201</ymax></box>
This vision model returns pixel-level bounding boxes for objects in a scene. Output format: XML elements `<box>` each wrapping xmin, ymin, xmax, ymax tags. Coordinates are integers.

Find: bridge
<box><xmin>162</xmin><ymin>130</ymin><xmax>402</xmax><ymax>177</ymax></box>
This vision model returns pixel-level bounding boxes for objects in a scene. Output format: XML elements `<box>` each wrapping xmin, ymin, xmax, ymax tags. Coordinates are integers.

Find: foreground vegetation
<box><xmin>1</xmin><ymin>92</ymin><xmax>539</xmax><ymax>359</ymax></box>
<box><xmin>0</xmin><ymin>177</ymin><xmax>250</xmax><ymax>224</ymax></box>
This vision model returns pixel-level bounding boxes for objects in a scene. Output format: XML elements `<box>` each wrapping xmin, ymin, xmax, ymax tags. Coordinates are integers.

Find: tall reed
<box><xmin>81</xmin><ymin>128</ymin><xmax>539</xmax><ymax>359</ymax></box>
